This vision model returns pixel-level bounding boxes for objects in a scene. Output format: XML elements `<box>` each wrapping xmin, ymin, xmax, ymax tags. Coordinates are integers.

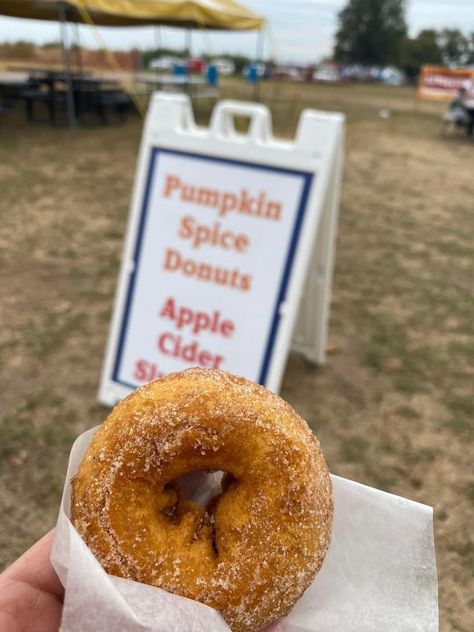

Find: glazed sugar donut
<box><xmin>71</xmin><ymin>369</ymin><xmax>333</xmax><ymax>631</ymax></box>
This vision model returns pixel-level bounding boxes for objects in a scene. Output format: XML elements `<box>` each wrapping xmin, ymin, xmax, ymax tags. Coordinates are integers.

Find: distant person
<box><xmin>448</xmin><ymin>86</ymin><xmax>468</xmax><ymax>129</ymax></box>
<box><xmin>460</xmin><ymin>80</ymin><xmax>474</xmax><ymax>137</ymax></box>
<box><xmin>449</xmin><ymin>86</ymin><xmax>466</xmax><ymax>112</ymax></box>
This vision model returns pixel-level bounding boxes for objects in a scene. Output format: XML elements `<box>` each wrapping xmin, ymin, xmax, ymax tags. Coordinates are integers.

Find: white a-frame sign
<box><xmin>99</xmin><ymin>94</ymin><xmax>344</xmax><ymax>406</ymax></box>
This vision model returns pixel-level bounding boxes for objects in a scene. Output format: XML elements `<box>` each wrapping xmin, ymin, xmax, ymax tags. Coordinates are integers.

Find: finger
<box><xmin>0</xmin><ymin>611</ymin><xmax>19</xmax><ymax>632</ymax></box>
<box><xmin>0</xmin><ymin>579</ymin><xmax>62</xmax><ymax>632</ymax></box>
<box><xmin>1</xmin><ymin>530</ymin><xmax>63</xmax><ymax>599</ymax></box>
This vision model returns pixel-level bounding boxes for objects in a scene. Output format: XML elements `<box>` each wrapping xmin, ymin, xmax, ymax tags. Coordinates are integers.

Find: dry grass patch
<box><xmin>0</xmin><ymin>80</ymin><xmax>473</xmax><ymax>630</ymax></box>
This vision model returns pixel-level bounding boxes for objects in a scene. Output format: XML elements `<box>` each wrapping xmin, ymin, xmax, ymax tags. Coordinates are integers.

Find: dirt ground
<box><xmin>0</xmin><ymin>80</ymin><xmax>473</xmax><ymax>631</ymax></box>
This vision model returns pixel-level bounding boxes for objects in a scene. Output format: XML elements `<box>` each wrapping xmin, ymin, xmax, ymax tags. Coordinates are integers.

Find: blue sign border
<box><xmin>111</xmin><ymin>147</ymin><xmax>314</xmax><ymax>389</ymax></box>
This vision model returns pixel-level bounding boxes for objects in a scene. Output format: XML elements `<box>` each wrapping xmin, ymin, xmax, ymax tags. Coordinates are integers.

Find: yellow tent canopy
<box><xmin>0</xmin><ymin>0</ymin><xmax>264</xmax><ymax>29</ymax></box>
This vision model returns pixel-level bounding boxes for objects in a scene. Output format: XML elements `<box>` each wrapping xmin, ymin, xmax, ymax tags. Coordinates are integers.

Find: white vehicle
<box><xmin>286</xmin><ymin>67</ymin><xmax>305</xmax><ymax>82</ymax></box>
<box><xmin>148</xmin><ymin>56</ymin><xmax>182</xmax><ymax>71</ymax></box>
<box><xmin>380</xmin><ymin>66</ymin><xmax>405</xmax><ymax>86</ymax></box>
<box><xmin>313</xmin><ymin>65</ymin><xmax>340</xmax><ymax>83</ymax></box>
<box><xmin>212</xmin><ymin>59</ymin><xmax>235</xmax><ymax>76</ymax></box>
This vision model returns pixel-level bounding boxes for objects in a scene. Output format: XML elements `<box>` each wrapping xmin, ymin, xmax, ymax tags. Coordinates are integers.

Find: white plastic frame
<box><xmin>99</xmin><ymin>94</ymin><xmax>345</xmax><ymax>406</ymax></box>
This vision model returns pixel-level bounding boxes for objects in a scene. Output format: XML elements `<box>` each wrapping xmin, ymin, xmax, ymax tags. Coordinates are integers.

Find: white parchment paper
<box><xmin>51</xmin><ymin>428</ymin><xmax>438</xmax><ymax>632</ymax></box>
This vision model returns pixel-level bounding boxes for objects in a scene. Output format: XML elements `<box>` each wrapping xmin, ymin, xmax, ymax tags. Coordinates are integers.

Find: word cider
<box><xmin>133</xmin><ymin>297</ymin><xmax>235</xmax><ymax>382</ymax></box>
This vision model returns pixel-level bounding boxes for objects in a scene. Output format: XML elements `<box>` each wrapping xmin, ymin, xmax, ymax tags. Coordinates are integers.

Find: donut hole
<box><xmin>162</xmin><ymin>470</ymin><xmax>238</xmax><ymax>555</ymax></box>
<box><xmin>174</xmin><ymin>470</ymin><xmax>226</xmax><ymax>507</ymax></box>
<box><xmin>173</xmin><ymin>470</ymin><xmax>237</xmax><ymax>507</ymax></box>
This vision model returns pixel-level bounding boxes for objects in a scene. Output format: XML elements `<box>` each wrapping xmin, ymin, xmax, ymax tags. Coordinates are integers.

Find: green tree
<box><xmin>334</xmin><ymin>0</ymin><xmax>407</xmax><ymax>65</ymax></box>
<box><xmin>41</xmin><ymin>41</ymin><xmax>61</xmax><ymax>49</ymax></box>
<box><xmin>437</xmin><ymin>29</ymin><xmax>469</xmax><ymax>66</ymax></box>
<box><xmin>466</xmin><ymin>32</ymin><xmax>474</xmax><ymax>65</ymax></box>
<box><xmin>0</xmin><ymin>40</ymin><xmax>35</xmax><ymax>60</ymax></box>
<box><xmin>400</xmin><ymin>29</ymin><xmax>442</xmax><ymax>78</ymax></box>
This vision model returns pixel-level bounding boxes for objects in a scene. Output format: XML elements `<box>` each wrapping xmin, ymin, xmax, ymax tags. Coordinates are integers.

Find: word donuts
<box><xmin>71</xmin><ymin>369</ymin><xmax>333</xmax><ymax>631</ymax></box>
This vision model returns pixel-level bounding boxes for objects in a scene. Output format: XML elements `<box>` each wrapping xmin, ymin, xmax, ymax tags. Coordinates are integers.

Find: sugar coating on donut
<box><xmin>71</xmin><ymin>368</ymin><xmax>333</xmax><ymax>632</ymax></box>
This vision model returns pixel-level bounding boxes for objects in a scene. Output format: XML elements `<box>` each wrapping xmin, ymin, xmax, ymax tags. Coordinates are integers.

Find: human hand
<box><xmin>0</xmin><ymin>530</ymin><xmax>63</xmax><ymax>632</ymax></box>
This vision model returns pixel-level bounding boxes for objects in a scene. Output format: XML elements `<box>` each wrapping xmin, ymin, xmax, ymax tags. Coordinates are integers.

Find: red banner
<box><xmin>417</xmin><ymin>65</ymin><xmax>474</xmax><ymax>101</ymax></box>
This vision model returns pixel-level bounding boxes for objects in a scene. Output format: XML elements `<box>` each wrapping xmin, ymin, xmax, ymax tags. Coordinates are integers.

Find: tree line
<box><xmin>4</xmin><ymin>1</ymin><xmax>474</xmax><ymax>81</ymax></box>
<box><xmin>334</xmin><ymin>0</ymin><xmax>474</xmax><ymax>78</ymax></box>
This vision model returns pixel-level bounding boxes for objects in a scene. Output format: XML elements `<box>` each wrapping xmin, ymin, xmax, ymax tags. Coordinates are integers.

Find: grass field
<box><xmin>0</xmin><ymin>79</ymin><xmax>473</xmax><ymax>631</ymax></box>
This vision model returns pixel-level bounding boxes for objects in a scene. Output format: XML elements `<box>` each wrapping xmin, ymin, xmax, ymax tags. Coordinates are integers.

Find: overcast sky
<box><xmin>1</xmin><ymin>0</ymin><xmax>473</xmax><ymax>63</ymax></box>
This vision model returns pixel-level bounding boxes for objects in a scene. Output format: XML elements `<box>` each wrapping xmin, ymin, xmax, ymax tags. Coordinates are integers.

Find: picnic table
<box><xmin>0</xmin><ymin>71</ymin><xmax>29</xmax><ymax>115</ymax></box>
<box><xmin>3</xmin><ymin>67</ymin><xmax>131</xmax><ymax>125</ymax></box>
<box><xmin>0</xmin><ymin>71</ymin><xmax>29</xmax><ymax>88</ymax></box>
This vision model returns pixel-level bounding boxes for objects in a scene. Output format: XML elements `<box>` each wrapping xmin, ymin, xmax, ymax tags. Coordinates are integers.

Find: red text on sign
<box><xmin>178</xmin><ymin>215</ymin><xmax>249</xmax><ymax>252</ymax></box>
<box><xmin>160</xmin><ymin>296</ymin><xmax>235</xmax><ymax>337</ymax></box>
<box><xmin>162</xmin><ymin>174</ymin><xmax>282</xmax><ymax>221</ymax></box>
<box><xmin>163</xmin><ymin>248</ymin><xmax>252</xmax><ymax>292</ymax></box>
<box><xmin>158</xmin><ymin>332</ymin><xmax>224</xmax><ymax>369</ymax></box>
<box><xmin>134</xmin><ymin>359</ymin><xmax>165</xmax><ymax>383</ymax></box>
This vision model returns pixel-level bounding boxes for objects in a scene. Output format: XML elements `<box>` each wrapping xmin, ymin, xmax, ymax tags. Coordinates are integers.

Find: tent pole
<box><xmin>153</xmin><ymin>26</ymin><xmax>161</xmax><ymax>79</ymax></box>
<box><xmin>58</xmin><ymin>0</ymin><xmax>77</xmax><ymax>134</ymax></box>
<box><xmin>74</xmin><ymin>22</ymin><xmax>83</xmax><ymax>74</ymax></box>
<box><xmin>186</xmin><ymin>28</ymin><xmax>192</xmax><ymax>57</ymax></box>
<box><xmin>253</xmin><ymin>28</ymin><xmax>265</xmax><ymax>102</ymax></box>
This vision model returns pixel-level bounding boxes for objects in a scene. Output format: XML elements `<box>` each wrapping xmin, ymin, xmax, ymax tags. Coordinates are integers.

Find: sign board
<box><xmin>99</xmin><ymin>95</ymin><xmax>344</xmax><ymax>406</ymax></box>
<box><xmin>417</xmin><ymin>65</ymin><xmax>474</xmax><ymax>101</ymax></box>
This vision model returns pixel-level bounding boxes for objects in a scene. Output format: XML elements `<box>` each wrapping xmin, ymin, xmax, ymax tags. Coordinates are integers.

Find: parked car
<box><xmin>148</xmin><ymin>56</ymin><xmax>182</xmax><ymax>71</ymax></box>
<box><xmin>187</xmin><ymin>58</ymin><xmax>205</xmax><ymax>73</ymax></box>
<box><xmin>313</xmin><ymin>65</ymin><xmax>340</xmax><ymax>83</ymax></box>
<box><xmin>211</xmin><ymin>58</ymin><xmax>235</xmax><ymax>76</ymax></box>
<box><xmin>380</xmin><ymin>66</ymin><xmax>405</xmax><ymax>86</ymax></box>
